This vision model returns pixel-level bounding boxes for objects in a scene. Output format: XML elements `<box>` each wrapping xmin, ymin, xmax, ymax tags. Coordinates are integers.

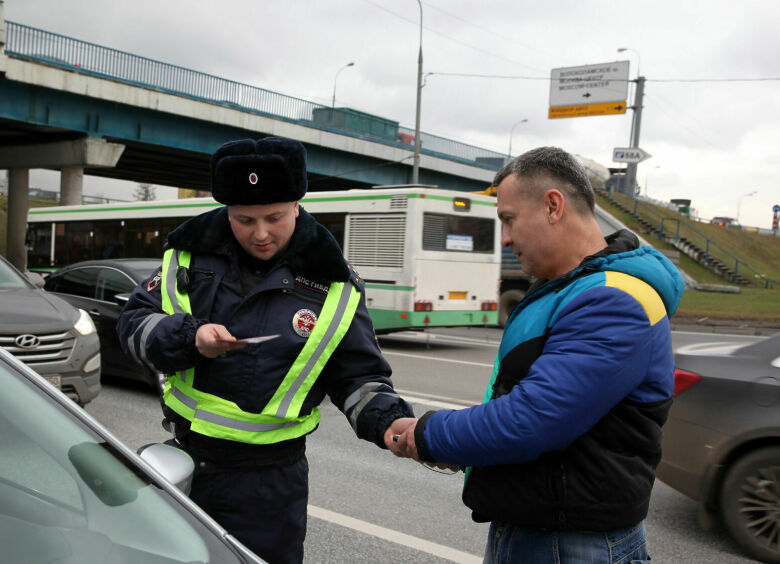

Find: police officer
<box><xmin>117</xmin><ymin>137</ymin><xmax>415</xmax><ymax>563</ymax></box>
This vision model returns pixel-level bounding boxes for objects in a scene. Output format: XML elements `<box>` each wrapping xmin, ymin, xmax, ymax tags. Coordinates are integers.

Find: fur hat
<box><xmin>210</xmin><ymin>137</ymin><xmax>308</xmax><ymax>205</ymax></box>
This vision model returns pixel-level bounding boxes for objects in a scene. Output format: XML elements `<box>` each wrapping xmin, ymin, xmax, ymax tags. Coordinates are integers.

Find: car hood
<box><xmin>0</xmin><ymin>288</ymin><xmax>77</xmax><ymax>333</ymax></box>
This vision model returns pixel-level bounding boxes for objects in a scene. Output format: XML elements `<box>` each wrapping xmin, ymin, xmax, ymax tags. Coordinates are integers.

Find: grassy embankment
<box><xmin>595</xmin><ymin>191</ymin><xmax>780</xmax><ymax>322</ymax></box>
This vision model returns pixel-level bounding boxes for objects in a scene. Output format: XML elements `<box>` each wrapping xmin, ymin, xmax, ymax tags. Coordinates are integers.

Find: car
<box><xmin>0</xmin><ymin>346</ymin><xmax>264</xmax><ymax>563</ymax></box>
<box><xmin>657</xmin><ymin>333</ymin><xmax>780</xmax><ymax>563</ymax></box>
<box><xmin>0</xmin><ymin>254</ymin><xmax>100</xmax><ymax>405</ymax></box>
<box><xmin>43</xmin><ymin>258</ymin><xmax>166</xmax><ymax>393</ymax></box>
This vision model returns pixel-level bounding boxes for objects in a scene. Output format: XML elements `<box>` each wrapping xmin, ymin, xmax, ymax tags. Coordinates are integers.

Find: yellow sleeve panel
<box><xmin>604</xmin><ymin>271</ymin><xmax>667</xmax><ymax>326</ymax></box>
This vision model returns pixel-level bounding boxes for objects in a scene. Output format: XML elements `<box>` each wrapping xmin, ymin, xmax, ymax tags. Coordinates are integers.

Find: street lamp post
<box><xmin>412</xmin><ymin>0</ymin><xmax>423</xmax><ymax>185</ymax></box>
<box><xmin>331</xmin><ymin>62</ymin><xmax>355</xmax><ymax>108</ymax></box>
<box><xmin>508</xmin><ymin>118</ymin><xmax>528</xmax><ymax>159</ymax></box>
<box><xmin>736</xmin><ymin>190</ymin><xmax>757</xmax><ymax>225</ymax></box>
<box><xmin>617</xmin><ymin>47</ymin><xmax>644</xmax><ymax>197</ymax></box>
<box><xmin>617</xmin><ymin>47</ymin><xmax>640</xmax><ymax>78</ymax></box>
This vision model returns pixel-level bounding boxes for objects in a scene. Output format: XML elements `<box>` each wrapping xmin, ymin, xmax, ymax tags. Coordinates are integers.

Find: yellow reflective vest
<box><xmin>159</xmin><ymin>248</ymin><xmax>360</xmax><ymax>444</ymax></box>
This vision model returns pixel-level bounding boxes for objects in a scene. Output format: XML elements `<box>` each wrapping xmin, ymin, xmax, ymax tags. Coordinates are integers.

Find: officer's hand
<box><xmin>385</xmin><ymin>417</ymin><xmax>417</xmax><ymax>455</ymax></box>
<box><xmin>196</xmin><ymin>324</ymin><xmax>245</xmax><ymax>358</ymax></box>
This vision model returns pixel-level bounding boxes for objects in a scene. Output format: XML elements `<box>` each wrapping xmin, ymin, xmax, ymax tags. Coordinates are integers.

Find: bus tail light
<box><xmin>673</xmin><ymin>368</ymin><xmax>702</xmax><ymax>396</ymax></box>
<box><xmin>481</xmin><ymin>300</ymin><xmax>497</xmax><ymax>311</ymax></box>
<box><xmin>414</xmin><ymin>300</ymin><xmax>433</xmax><ymax>312</ymax></box>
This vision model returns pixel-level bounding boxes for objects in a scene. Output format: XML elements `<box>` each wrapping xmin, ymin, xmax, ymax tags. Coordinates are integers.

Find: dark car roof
<box><xmin>56</xmin><ymin>259</ymin><xmax>161</xmax><ymax>283</ymax></box>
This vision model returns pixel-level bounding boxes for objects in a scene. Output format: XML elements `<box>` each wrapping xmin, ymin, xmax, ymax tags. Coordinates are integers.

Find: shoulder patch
<box><xmin>146</xmin><ymin>269</ymin><xmax>162</xmax><ymax>292</ymax></box>
<box><xmin>604</xmin><ymin>271</ymin><xmax>666</xmax><ymax>325</ymax></box>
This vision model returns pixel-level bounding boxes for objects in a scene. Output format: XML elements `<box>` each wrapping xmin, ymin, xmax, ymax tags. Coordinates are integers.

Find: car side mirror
<box><xmin>137</xmin><ymin>443</ymin><xmax>195</xmax><ymax>494</ymax></box>
<box><xmin>114</xmin><ymin>293</ymin><xmax>130</xmax><ymax>307</ymax></box>
<box><xmin>26</xmin><ymin>272</ymin><xmax>46</xmax><ymax>288</ymax></box>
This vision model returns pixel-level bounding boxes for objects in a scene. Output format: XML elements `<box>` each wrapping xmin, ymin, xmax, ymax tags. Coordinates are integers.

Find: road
<box><xmin>85</xmin><ymin>327</ymin><xmax>762</xmax><ymax>563</ymax></box>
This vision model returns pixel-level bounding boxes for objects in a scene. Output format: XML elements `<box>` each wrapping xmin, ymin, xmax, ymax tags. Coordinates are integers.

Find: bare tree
<box><xmin>134</xmin><ymin>183</ymin><xmax>157</xmax><ymax>201</ymax></box>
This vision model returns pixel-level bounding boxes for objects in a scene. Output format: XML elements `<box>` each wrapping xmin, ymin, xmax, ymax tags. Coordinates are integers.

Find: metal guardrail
<box><xmin>4</xmin><ymin>21</ymin><xmax>506</xmax><ymax>169</ymax></box>
<box><xmin>604</xmin><ymin>191</ymin><xmax>773</xmax><ymax>288</ymax></box>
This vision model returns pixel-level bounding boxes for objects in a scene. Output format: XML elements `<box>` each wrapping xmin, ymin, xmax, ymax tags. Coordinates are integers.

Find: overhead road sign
<box><xmin>549</xmin><ymin>102</ymin><xmax>626</xmax><ymax>119</ymax></box>
<box><xmin>612</xmin><ymin>147</ymin><xmax>652</xmax><ymax>164</ymax></box>
<box><xmin>549</xmin><ymin>61</ymin><xmax>629</xmax><ymax>119</ymax></box>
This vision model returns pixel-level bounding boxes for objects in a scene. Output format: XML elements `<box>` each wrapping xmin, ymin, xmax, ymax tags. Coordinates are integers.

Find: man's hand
<box><xmin>195</xmin><ymin>324</ymin><xmax>246</xmax><ymax>358</ymax></box>
<box><xmin>396</xmin><ymin>420</ymin><xmax>420</xmax><ymax>460</ymax></box>
<box><xmin>384</xmin><ymin>417</ymin><xmax>417</xmax><ymax>455</ymax></box>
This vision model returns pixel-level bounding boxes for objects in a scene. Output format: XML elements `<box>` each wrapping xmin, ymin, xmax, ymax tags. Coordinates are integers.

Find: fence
<box><xmin>605</xmin><ymin>191</ymin><xmax>773</xmax><ymax>288</ymax></box>
<box><xmin>4</xmin><ymin>21</ymin><xmax>506</xmax><ymax>168</ymax></box>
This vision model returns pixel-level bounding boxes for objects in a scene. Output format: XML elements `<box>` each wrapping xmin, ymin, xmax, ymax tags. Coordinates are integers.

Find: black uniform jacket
<box><xmin>117</xmin><ymin>206</ymin><xmax>413</xmax><ymax>465</ymax></box>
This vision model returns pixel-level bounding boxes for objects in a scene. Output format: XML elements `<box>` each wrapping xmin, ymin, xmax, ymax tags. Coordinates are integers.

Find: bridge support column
<box><xmin>7</xmin><ymin>168</ymin><xmax>30</xmax><ymax>271</ymax></box>
<box><xmin>60</xmin><ymin>165</ymin><xmax>84</xmax><ymax>205</ymax></box>
<box><xmin>0</xmin><ymin>138</ymin><xmax>124</xmax><ymax>271</ymax></box>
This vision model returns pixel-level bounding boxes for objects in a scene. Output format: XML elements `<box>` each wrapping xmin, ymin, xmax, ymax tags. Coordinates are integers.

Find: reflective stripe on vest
<box><xmin>158</xmin><ymin>248</ymin><xmax>360</xmax><ymax>444</ymax></box>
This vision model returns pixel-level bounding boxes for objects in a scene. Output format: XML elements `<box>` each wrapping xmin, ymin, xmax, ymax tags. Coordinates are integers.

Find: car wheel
<box><xmin>720</xmin><ymin>446</ymin><xmax>780</xmax><ymax>563</ymax></box>
<box><xmin>499</xmin><ymin>290</ymin><xmax>525</xmax><ymax>327</ymax></box>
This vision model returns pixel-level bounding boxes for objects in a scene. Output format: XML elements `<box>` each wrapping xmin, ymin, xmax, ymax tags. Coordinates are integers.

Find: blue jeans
<box><xmin>483</xmin><ymin>521</ymin><xmax>651</xmax><ymax>564</ymax></box>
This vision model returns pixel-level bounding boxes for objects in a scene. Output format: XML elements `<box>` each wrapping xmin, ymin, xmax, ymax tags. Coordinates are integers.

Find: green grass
<box><xmin>595</xmin><ymin>191</ymin><xmax>780</xmax><ymax>322</ymax></box>
<box><xmin>679</xmin><ymin>287</ymin><xmax>780</xmax><ymax>320</ymax></box>
<box><xmin>598</xmin><ymin>191</ymin><xmax>780</xmax><ymax>283</ymax></box>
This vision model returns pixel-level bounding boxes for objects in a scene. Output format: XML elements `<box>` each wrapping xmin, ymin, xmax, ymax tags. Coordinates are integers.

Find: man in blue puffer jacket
<box><xmin>117</xmin><ymin>137</ymin><xmax>414</xmax><ymax>564</ymax></box>
<box><xmin>391</xmin><ymin>146</ymin><xmax>684</xmax><ymax>563</ymax></box>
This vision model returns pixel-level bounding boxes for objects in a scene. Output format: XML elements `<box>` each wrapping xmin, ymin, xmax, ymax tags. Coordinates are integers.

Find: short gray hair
<box><xmin>493</xmin><ymin>146</ymin><xmax>595</xmax><ymax>214</ymax></box>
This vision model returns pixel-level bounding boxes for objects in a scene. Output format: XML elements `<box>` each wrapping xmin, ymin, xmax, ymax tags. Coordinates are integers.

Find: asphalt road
<box><xmin>85</xmin><ymin>327</ymin><xmax>763</xmax><ymax>563</ymax></box>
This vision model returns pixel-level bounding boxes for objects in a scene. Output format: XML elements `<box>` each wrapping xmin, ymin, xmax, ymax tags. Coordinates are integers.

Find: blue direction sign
<box><xmin>773</xmin><ymin>204</ymin><xmax>780</xmax><ymax>213</ymax></box>
<box><xmin>612</xmin><ymin>147</ymin><xmax>652</xmax><ymax>164</ymax></box>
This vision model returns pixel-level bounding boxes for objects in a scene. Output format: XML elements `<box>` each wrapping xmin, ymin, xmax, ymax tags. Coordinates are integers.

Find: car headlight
<box><xmin>74</xmin><ymin>309</ymin><xmax>96</xmax><ymax>336</ymax></box>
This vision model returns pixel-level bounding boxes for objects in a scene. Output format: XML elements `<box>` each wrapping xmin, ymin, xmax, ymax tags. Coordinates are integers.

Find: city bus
<box><xmin>26</xmin><ymin>186</ymin><xmax>501</xmax><ymax>331</ymax></box>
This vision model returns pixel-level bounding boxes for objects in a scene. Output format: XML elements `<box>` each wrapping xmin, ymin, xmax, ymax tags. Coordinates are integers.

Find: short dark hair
<box><xmin>493</xmin><ymin>146</ymin><xmax>595</xmax><ymax>214</ymax></box>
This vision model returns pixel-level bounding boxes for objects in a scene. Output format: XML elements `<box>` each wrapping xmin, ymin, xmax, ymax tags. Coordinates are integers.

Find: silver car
<box><xmin>0</xmin><ymin>346</ymin><xmax>264</xmax><ymax>563</ymax></box>
<box><xmin>657</xmin><ymin>333</ymin><xmax>780</xmax><ymax>563</ymax></box>
<box><xmin>0</xmin><ymin>254</ymin><xmax>100</xmax><ymax>405</ymax></box>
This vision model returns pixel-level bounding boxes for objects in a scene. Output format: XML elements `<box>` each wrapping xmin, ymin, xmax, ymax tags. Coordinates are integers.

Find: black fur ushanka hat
<box><xmin>210</xmin><ymin>137</ymin><xmax>308</xmax><ymax>205</ymax></box>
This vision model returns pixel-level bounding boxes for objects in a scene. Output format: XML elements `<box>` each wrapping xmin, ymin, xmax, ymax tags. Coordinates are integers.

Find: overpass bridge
<box><xmin>0</xmin><ymin>16</ymin><xmax>506</xmax><ymax>269</ymax></box>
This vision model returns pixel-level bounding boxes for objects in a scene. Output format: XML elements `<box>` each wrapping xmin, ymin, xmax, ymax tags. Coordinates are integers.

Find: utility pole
<box><xmin>625</xmin><ymin>76</ymin><xmax>645</xmax><ymax>196</ymax></box>
<box><xmin>412</xmin><ymin>0</ymin><xmax>423</xmax><ymax>185</ymax></box>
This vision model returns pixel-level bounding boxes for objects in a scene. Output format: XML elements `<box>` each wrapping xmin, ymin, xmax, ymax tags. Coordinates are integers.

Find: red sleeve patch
<box><xmin>146</xmin><ymin>269</ymin><xmax>162</xmax><ymax>292</ymax></box>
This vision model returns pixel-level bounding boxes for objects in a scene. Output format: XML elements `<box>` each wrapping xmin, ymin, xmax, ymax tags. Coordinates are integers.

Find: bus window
<box><xmin>56</xmin><ymin>222</ymin><xmax>94</xmax><ymax>266</ymax></box>
<box><xmin>308</xmin><ymin>213</ymin><xmax>346</xmax><ymax>249</ymax></box>
<box><xmin>422</xmin><ymin>213</ymin><xmax>494</xmax><ymax>253</ymax></box>
<box><xmin>125</xmin><ymin>219</ymin><xmax>164</xmax><ymax>258</ymax></box>
<box><xmin>26</xmin><ymin>225</ymin><xmax>53</xmax><ymax>268</ymax></box>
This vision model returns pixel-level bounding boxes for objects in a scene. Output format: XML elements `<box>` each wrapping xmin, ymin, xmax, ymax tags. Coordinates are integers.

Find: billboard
<box><xmin>549</xmin><ymin>61</ymin><xmax>630</xmax><ymax>119</ymax></box>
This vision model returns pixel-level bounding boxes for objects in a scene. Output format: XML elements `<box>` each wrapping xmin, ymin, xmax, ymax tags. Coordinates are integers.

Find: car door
<box><xmin>93</xmin><ymin>267</ymin><xmax>140</xmax><ymax>379</ymax></box>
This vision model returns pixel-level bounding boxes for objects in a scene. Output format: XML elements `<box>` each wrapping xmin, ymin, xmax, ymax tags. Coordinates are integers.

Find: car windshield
<box><xmin>0</xmin><ymin>361</ymin><xmax>250</xmax><ymax>563</ymax></box>
<box><xmin>0</xmin><ymin>259</ymin><xmax>30</xmax><ymax>290</ymax></box>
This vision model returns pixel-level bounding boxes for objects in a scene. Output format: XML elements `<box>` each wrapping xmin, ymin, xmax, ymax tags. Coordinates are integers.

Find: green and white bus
<box><xmin>26</xmin><ymin>186</ymin><xmax>501</xmax><ymax>331</ymax></box>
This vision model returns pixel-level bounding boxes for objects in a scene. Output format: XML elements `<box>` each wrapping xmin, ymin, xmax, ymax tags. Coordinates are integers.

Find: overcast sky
<box><xmin>6</xmin><ymin>0</ymin><xmax>779</xmax><ymax>229</ymax></box>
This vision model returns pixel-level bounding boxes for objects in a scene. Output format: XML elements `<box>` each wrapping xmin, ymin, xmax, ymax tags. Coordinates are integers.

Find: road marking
<box><xmin>381</xmin><ymin>331</ymin><xmax>500</xmax><ymax>348</ymax></box>
<box><xmin>395</xmin><ymin>390</ymin><xmax>479</xmax><ymax>410</ymax></box>
<box><xmin>308</xmin><ymin>505</ymin><xmax>482</xmax><ymax>563</ymax></box>
<box><xmin>383</xmin><ymin>350</ymin><xmax>493</xmax><ymax>368</ymax></box>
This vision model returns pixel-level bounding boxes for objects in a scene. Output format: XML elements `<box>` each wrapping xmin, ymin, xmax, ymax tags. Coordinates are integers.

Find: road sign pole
<box><xmin>626</xmin><ymin>76</ymin><xmax>645</xmax><ymax>197</ymax></box>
